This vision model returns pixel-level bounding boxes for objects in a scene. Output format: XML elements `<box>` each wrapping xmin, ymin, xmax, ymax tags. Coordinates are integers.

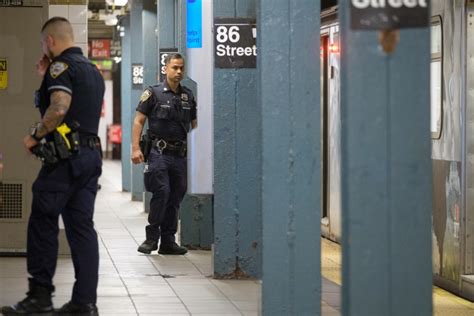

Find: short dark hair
<box><xmin>41</xmin><ymin>17</ymin><xmax>70</xmax><ymax>33</ymax></box>
<box><xmin>165</xmin><ymin>53</ymin><xmax>184</xmax><ymax>65</ymax></box>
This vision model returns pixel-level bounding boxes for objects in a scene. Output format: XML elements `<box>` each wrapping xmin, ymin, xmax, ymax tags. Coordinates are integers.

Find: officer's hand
<box><xmin>36</xmin><ymin>55</ymin><xmax>50</xmax><ymax>78</ymax></box>
<box><xmin>131</xmin><ymin>149</ymin><xmax>144</xmax><ymax>164</ymax></box>
<box><xmin>23</xmin><ymin>135</ymin><xmax>38</xmax><ymax>153</ymax></box>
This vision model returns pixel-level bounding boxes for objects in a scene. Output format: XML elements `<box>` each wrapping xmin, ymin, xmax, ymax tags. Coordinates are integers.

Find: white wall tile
<box><xmin>48</xmin><ymin>5</ymin><xmax>68</xmax><ymax>19</ymax></box>
<box><xmin>72</xmin><ymin>23</ymin><xmax>87</xmax><ymax>43</ymax></box>
<box><xmin>77</xmin><ymin>43</ymin><xmax>89</xmax><ymax>57</ymax></box>
<box><xmin>68</xmin><ymin>5</ymin><xmax>88</xmax><ymax>24</ymax></box>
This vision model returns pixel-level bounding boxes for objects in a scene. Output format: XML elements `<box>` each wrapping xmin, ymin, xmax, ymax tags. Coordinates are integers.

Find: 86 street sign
<box><xmin>132</xmin><ymin>64</ymin><xmax>143</xmax><ymax>87</ymax></box>
<box><xmin>214</xmin><ymin>18</ymin><xmax>256</xmax><ymax>69</ymax></box>
<box><xmin>351</xmin><ymin>0</ymin><xmax>429</xmax><ymax>30</ymax></box>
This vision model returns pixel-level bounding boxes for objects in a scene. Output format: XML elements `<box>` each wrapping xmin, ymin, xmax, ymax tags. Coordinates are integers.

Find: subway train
<box><xmin>320</xmin><ymin>1</ymin><xmax>474</xmax><ymax>300</ymax></box>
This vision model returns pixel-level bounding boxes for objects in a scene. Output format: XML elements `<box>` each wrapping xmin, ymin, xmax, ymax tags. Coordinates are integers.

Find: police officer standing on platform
<box><xmin>1</xmin><ymin>17</ymin><xmax>104</xmax><ymax>316</ymax></box>
<box><xmin>132</xmin><ymin>53</ymin><xmax>197</xmax><ymax>255</ymax></box>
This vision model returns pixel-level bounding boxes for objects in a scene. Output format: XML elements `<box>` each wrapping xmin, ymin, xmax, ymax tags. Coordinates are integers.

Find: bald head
<box><xmin>41</xmin><ymin>17</ymin><xmax>74</xmax><ymax>43</ymax></box>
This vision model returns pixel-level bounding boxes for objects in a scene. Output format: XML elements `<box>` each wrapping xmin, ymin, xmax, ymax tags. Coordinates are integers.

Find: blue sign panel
<box><xmin>187</xmin><ymin>0</ymin><xmax>202</xmax><ymax>48</ymax></box>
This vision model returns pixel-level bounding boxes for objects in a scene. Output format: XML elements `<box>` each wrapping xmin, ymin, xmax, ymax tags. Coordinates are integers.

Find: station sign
<box><xmin>159</xmin><ymin>48</ymin><xmax>179</xmax><ymax>82</ymax></box>
<box><xmin>350</xmin><ymin>0</ymin><xmax>429</xmax><ymax>30</ymax></box>
<box><xmin>132</xmin><ymin>64</ymin><xmax>143</xmax><ymax>87</ymax></box>
<box><xmin>214</xmin><ymin>18</ymin><xmax>257</xmax><ymax>69</ymax></box>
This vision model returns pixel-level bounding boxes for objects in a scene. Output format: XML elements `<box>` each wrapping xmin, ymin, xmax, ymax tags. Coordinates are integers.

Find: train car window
<box><xmin>431</xmin><ymin>17</ymin><xmax>443</xmax><ymax>139</ymax></box>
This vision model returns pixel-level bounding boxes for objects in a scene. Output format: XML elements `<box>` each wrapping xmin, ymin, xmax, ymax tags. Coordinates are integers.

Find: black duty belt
<box><xmin>80</xmin><ymin>136</ymin><xmax>101</xmax><ymax>149</ymax></box>
<box><xmin>152</xmin><ymin>138</ymin><xmax>186</xmax><ymax>156</ymax></box>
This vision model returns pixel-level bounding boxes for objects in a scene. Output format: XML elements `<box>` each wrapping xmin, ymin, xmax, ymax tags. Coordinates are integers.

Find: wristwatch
<box><xmin>30</xmin><ymin>126</ymin><xmax>42</xmax><ymax>142</ymax></box>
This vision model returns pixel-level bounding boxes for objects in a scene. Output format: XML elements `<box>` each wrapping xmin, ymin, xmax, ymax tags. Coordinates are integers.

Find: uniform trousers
<box><xmin>27</xmin><ymin>146</ymin><xmax>102</xmax><ymax>304</ymax></box>
<box><xmin>144</xmin><ymin>148</ymin><xmax>187</xmax><ymax>244</ymax></box>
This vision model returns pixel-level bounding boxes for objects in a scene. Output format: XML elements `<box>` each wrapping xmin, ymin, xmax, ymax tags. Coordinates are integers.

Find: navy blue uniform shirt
<box><xmin>37</xmin><ymin>47</ymin><xmax>105</xmax><ymax>136</ymax></box>
<box><xmin>136</xmin><ymin>80</ymin><xmax>197</xmax><ymax>141</ymax></box>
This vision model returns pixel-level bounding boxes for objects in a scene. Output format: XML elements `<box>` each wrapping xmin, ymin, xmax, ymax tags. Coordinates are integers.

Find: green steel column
<box><xmin>339</xmin><ymin>4</ymin><xmax>432</xmax><ymax>316</ymax></box>
<box><xmin>213</xmin><ymin>0</ymin><xmax>261</xmax><ymax>278</ymax></box>
<box><xmin>130</xmin><ymin>0</ymin><xmax>144</xmax><ymax>201</ymax></box>
<box><xmin>259</xmin><ymin>1</ymin><xmax>321</xmax><ymax>314</ymax></box>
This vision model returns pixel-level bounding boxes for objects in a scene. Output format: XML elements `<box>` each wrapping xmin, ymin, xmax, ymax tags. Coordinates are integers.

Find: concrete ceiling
<box><xmin>87</xmin><ymin>0</ymin><xmax>127</xmax><ymax>39</ymax></box>
<box><xmin>87</xmin><ymin>0</ymin><xmax>338</xmax><ymax>40</ymax></box>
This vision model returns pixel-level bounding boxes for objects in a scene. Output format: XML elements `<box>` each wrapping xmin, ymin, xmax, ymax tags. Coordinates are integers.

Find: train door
<box><xmin>321</xmin><ymin>34</ymin><xmax>329</xmax><ymax>237</ymax></box>
<box><xmin>320</xmin><ymin>24</ymin><xmax>342</xmax><ymax>242</ymax></box>
<box><xmin>431</xmin><ymin>0</ymin><xmax>474</xmax><ymax>300</ymax></box>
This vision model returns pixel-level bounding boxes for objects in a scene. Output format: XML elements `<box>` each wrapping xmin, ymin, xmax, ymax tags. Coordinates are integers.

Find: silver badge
<box><xmin>181</xmin><ymin>93</ymin><xmax>188</xmax><ymax>101</ymax></box>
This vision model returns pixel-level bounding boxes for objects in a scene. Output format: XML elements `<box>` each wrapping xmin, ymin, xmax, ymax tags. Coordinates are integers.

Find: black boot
<box><xmin>137</xmin><ymin>240</ymin><xmax>158</xmax><ymax>254</ymax></box>
<box><xmin>55</xmin><ymin>301</ymin><xmax>98</xmax><ymax>316</ymax></box>
<box><xmin>1</xmin><ymin>279</ymin><xmax>54</xmax><ymax>315</ymax></box>
<box><xmin>158</xmin><ymin>242</ymin><xmax>188</xmax><ymax>255</ymax></box>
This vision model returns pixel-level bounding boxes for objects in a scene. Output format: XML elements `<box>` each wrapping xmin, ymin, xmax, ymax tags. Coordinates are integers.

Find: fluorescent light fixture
<box><xmin>104</xmin><ymin>15</ymin><xmax>118</xmax><ymax>26</ymax></box>
<box><xmin>106</xmin><ymin>0</ymin><xmax>128</xmax><ymax>6</ymax></box>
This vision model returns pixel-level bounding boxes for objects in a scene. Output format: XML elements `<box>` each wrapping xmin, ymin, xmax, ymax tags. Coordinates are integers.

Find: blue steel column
<box><xmin>130</xmin><ymin>0</ymin><xmax>144</xmax><ymax>201</ymax></box>
<box><xmin>142</xmin><ymin>2</ymin><xmax>157</xmax><ymax>90</ymax></box>
<box><xmin>214</xmin><ymin>0</ymin><xmax>261</xmax><ymax>278</ymax></box>
<box><xmin>339</xmin><ymin>4</ymin><xmax>432</xmax><ymax>316</ymax></box>
<box><xmin>142</xmin><ymin>0</ymin><xmax>158</xmax><ymax>212</ymax></box>
<box><xmin>120</xmin><ymin>15</ymin><xmax>131</xmax><ymax>192</ymax></box>
<box><xmin>259</xmin><ymin>1</ymin><xmax>321</xmax><ymax>315</ymax></box>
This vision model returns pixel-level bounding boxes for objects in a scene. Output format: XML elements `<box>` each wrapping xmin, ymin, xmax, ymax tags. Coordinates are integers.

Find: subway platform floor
<box><xmin>0</xmin><ymin>159</ymin><xmax>473</xmax><ymax>315</ymax></box>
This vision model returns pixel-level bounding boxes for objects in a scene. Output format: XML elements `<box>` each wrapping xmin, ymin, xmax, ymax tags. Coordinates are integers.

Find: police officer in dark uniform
<box><xmin>1</xmin><ymin>17</ymin><xmax>104</xmax><ymax>316</ymax></box>
<box><xmin>132</xmin><ymin>53</ymin><xmax>197</xmax><ymax>255</ymax></box>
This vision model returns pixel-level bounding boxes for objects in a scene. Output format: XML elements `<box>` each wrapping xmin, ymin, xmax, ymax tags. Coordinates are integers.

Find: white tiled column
<box><xmin>48</xmin><ymin>4</ymin><xmax>88</xmax><ymax>56</ymax></box>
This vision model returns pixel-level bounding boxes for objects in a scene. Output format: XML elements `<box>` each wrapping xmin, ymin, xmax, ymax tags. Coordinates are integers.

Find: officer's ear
<box><xmin>49</xmin><ymin>35</ymin><xmax>56</xmax><ymax>47</ymax></box>
<box><xmin>43</xmin><ymin>34</ymin><xmax>54</xmax><ymax>48</ymax></box>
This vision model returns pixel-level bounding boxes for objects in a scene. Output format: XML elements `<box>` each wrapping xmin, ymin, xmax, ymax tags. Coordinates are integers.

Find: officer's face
<box><xmin>165</xmin><ymin>58</ymin><xmax>185</xmax><ymax>83</ymax></box>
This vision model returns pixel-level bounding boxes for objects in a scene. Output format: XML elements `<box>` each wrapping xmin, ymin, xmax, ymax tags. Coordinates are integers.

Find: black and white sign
<box><xmin>159</xmin><ymin>48</ymin><xmax>179</xmax><ymax>82</ymax></box>
<box><xmin>214</xmin><ymin>18</ymin><xmax>256</xmax><ymax>69</ymax></box>
<box><xmin>132</xmin><ymin>64</ymin><xmax>143</xmax><ymax>87</ymax></box>
<box><xmin>351</xmin><ymin>0</ymin><xmax>429</xmax><ymax>30</ymax></box>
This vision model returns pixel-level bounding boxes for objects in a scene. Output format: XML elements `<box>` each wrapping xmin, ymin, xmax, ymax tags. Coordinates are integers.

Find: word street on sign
<box><xmin>214</xmin><ymin>18</ymin><xmax>256</xmax><ymax>69</ymax></box>
<box><xmin>351</xmin><ymin>0</ymin><xmax>429</xmax><ymax>30</ymax></box>
<box><xmin>132</xmin><ymin>64</ymin><xmax>143</xmax><ymax>87</ymax></box>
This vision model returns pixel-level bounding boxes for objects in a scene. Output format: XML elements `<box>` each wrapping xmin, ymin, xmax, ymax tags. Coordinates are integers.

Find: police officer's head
<box><xmin>164</xmin><ymin>53</ymin><xmax>185</xmax><ymax>85</ymax></box>
<box><xmin>41</xmin><ymin>17</ymin><xmax>74</xmax><ymax>59</ymax></box>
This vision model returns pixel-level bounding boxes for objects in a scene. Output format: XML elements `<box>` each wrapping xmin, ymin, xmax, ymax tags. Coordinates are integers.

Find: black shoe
<box><xmin>1</xmin><ymin>280</ymin><xmax>54</xmax><ymax>315</ymax></box>
<box><xmin>158</xmin><ymin>242</ymin><xmax>188</xmax><ymax>255</ymax></box>
<box><xmin>137</xmin><ymin>240</ymin><xmax>158</xmax><ymax>254</ymax></box>
<box><xmin>55</xmin><ymin>301</ymin><xmax>98</xmax><ymax>316</ymax></box>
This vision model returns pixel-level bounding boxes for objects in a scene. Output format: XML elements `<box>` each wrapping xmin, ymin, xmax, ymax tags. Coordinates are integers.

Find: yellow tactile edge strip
<box><xmin>321</xmin><ymin>238</ymin><xmax>474</xmax><ymax>313</ymax></box>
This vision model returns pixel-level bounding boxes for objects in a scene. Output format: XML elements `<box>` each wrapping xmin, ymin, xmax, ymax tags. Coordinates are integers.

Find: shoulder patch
<box><xmin>49</xmin><ymin>61</ymin><xmax>69</xmax><ymax>79</ymax></box>
<box><xmin>140</xmin><ymin>89</ymin><xmax>152</xmax><ymax>102</ymax></box>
